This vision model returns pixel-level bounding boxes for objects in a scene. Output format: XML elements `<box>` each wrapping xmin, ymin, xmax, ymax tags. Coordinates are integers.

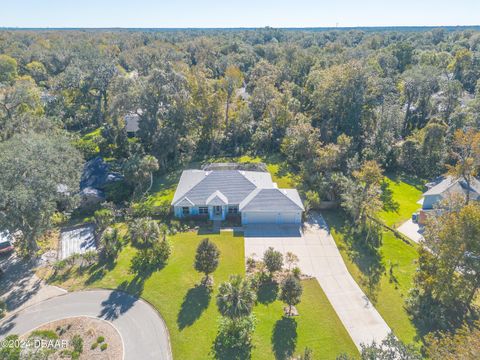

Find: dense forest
<box><xmin>1</xmin><ymin>27</ymin><xmax>480</xmax><ymax>359</ymax></box>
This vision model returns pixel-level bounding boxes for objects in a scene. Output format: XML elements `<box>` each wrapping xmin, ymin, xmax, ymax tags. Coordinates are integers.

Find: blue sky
<box><xmin>1</xmin><ymin>0</ymin><xmax>479</xmax><ymax>28</ymax></box>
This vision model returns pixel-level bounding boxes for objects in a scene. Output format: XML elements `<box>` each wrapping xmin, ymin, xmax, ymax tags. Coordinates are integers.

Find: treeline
<box><xmin>1</xmin><ymin>27</ymin><xmax>480</xmax><ymax>248</ymax></box>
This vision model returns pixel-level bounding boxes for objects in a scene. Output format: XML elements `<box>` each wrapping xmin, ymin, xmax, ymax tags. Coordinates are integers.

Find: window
<box><xmin>182</xmin><ymin>207</ymin><xmax>190</xmax><ymax>215</ymax></box>
<box><xmin>199</xmin><ymin>207</ymin><xmax>208</xmax><ymax>214</ymax></box>
<box><xmin>228</xmin><ymin>205</ymin><xmax>239</xmax><ymax>214</ymax></box>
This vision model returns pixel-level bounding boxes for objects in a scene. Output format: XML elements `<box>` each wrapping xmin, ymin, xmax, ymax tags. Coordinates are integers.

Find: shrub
<box><xmin>213</xmin><ymin>315</ymin><xmax>256</xmax><ymax>359</ymax></box>
<box><xmin>96</xmin><ymin>336</ymin><xmax>105</xmax><ymax>343</ymax></box>
<box><xmin>263</xmin><ymin>247</ymin><xmax>283</xmax><ymax>275</ymax></box>
<box><xmin>71</xmin><ymin>334</ymin><xmax>83</xmax><ymax>353</ymax></box>
<box><xmin>91</xmin><ymin>342</ymin><xmax>98</xmax><ymax>350</ymax></box>
<box><xmin>195</xmin><ymin>238</ymin><xmax>220</xmax><ymax>285</ymax></box>
<box><xmin>292</xmin><ymin>267</ymin><xmax>302</xmax><ymax>279</ymax></box>
<box><xmin>100</xmin><ymin>343</ymin><xmax>108</xmax><ymax>351</ymax></box>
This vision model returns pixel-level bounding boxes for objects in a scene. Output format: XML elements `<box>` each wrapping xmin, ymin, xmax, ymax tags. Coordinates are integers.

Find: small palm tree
<box><xmin>217</xmin><ymin>275</ymin><xmax>256</xmax><ymax>319</ymax></box>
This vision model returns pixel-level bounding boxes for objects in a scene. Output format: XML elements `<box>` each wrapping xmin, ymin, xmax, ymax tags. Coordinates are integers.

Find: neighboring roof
<box><xmin>240</xmin><ymin>188</ymin><xmax>305</xmax><ymax>212</ymax></box>
<box><xmin>423</xmin><ymin>176</ymin><xmax>480</xmax><ymax>199</ymax></box>
<box><xmin>80</xmin><ymin>187</ymin><xmax>105</xmax><ymax>199</ymax></box>
<box><xmin>80</xmin><ymin>157</ymin><xmax>123</xmax><ymax>190</ymax></box>
<box><xmin>125</xmin><ymin>113</ymin><xmax>140</xmax><ymax>133</ymax></box>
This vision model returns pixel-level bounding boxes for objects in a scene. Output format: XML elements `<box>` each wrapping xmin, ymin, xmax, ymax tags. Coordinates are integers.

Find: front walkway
<box><xmin>244</xmin><ymin>213</ymin><xmax>391</xmax><ymax>349</ymax></box>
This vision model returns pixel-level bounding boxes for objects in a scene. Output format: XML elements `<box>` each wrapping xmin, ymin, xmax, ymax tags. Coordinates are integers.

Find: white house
<box><xmin>417</xmin><ymin>176</ymin><xmax>480</xmax><ymax>224</ymax></box>
<box><xmin>171</xmin><ymin>169</ymin><xmax>304</xmax><ymax>225</ymax></box>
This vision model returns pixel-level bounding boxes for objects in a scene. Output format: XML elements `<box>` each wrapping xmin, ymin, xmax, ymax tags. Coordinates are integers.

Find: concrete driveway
<box><xmin>397</xmin><ymin>219</ymin><xmax>424</xmax><ymax>243</ymax></box>
<box><xmin>0</xmin><ymin>290</ymin><xmax>172</xmax><ymax>360</ymax></box>
<box><xmin>244</xmin><ymin>213</ymin><xmax>391</xmax><ymax>349</ymax></box>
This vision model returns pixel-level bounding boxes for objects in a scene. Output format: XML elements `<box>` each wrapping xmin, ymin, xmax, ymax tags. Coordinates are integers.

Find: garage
<box><xmin>242</xmin><ymin>211</ymin><xmax>302</xmax><ymax>225</ymax></box>
<box><xmin>240</xmin><ymin>188</ymin><xmax>305</xmax><ymax>225</ymax></box>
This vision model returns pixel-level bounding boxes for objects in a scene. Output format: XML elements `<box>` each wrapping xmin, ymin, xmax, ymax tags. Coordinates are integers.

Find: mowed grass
<box><xmin>253</xmin><ymin>279</ymin><xmax>357</xmax><ymax>360</ymax></box>
<box><xmin>322</xmin><ymin>173</ymin><xmax>424</xmax><ymax>346</ymax></box>
<box><xmin>323</xmin><ymin>211</ymin><xmax>420</xmax><ymax>346</ymax></box>
<box><xmin>378</xmin><ymin>174</ymin><xmax>424</xmax><ymax>227</ymax></box>
<box><xmin>49</xmin><ymin>229</ymin><xmax>357</xmax><ymax>359</ymax></box>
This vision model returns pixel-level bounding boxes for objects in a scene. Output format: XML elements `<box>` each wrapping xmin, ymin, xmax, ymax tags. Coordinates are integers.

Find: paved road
<box><xmin>0</xmin><ymin>290</ymin><xmax>172</xmax><ymax>360</ymax></box>
<box><xmin>244</xmin><ymin>213</ymin><xmax>391</xmax><ymax>349</ymax></box>
<box><xmin>0</xmin><ymin>254</ymin><xmax>66</xmax><ymax>316</ymax></box>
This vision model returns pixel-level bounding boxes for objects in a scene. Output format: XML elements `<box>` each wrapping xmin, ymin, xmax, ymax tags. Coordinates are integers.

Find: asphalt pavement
<box><xmin>0</xmin><ymin>290</ymin><xmax>172</xmax><ymax>360</ymax></box>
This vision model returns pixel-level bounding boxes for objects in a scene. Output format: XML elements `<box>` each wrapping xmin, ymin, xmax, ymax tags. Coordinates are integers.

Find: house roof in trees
<box><xmin>424</xmin><ymin>176</ymin><xmax>480</xmax><ymax>199</ymax></box>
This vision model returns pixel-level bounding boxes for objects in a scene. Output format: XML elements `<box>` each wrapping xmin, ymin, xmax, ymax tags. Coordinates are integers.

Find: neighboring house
<box><xmin>79</xmin><ymin>157</ymin><xmax>123</xmax><ymax>207</ymax></box>
<box><xmin>417</xmin><ymin>176</ymin><xmax>480</xmax><ymax>224</ymax></box>
<box><xmin>171</xmin><ymin>168</ymin><xmax>304</xmax><ymax>225</ymax></box>
<box><xmin>124</xmin><ymin>112</ymin><xmax>140</xmax><ymax>136</ymax></box>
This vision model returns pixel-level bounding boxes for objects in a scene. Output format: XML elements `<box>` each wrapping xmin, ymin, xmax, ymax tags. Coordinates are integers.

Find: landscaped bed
<box><xmin>44</xmin><ymin>229</ymin><xmax>358</xmax><ymax>359</ymax></box>
<box><xmin>20</xmin><ymin>316</ymin><xmax>122</xmax><ymax>359</ymax></box>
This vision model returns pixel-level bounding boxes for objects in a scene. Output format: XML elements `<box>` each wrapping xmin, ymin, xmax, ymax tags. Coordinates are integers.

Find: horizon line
<box><xmin>1</xmin><ymin>25</ymin><xmax>480</xmax><ymax>31</ymax></box>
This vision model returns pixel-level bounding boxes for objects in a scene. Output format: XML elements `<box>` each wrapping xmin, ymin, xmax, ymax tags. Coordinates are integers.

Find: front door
<box><xmin>214</xmin><ymin>206</ymin><xmax>222</xmax><ymax>216</ymax></box>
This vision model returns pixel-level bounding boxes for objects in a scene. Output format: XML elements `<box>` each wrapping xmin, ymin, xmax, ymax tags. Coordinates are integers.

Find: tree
<box><xmin>263</xmin><ymin>247</ymin><xmax>283</xmax><ymax>276</ymax></box>
<box><xmin>279</xmin><ymin>274</ymin><xmax>303</xmax><ymax>316</ymax></box>
<box><xmin>307</xmin><ymin>61</ymin><xmax>367</xmax><ymax>142</ymax></box>
<box><xmin>221</xmin><ymin>65</ymin><xmax>243</xmax><ymax>131</ymax></box>
<box><xmin>100</xmin><ymin>227</ymin><xmax>122</xmax><ymax>259</ymax></box>
<box><xmin>123</xmin><ymin>154</ymin><xmax>159</xmax><ymax>197</ymax></box>
<box><xmin>426</xmin><ymin>320</ymin><xmax>480</xmax><ymax>360</ymax></box>
<box><xmin>93</xmin><ymin>208</ymin><xmax>115</xmax><ymax>237</ymax></box>
<box><xmin>128</xmin><ymin>217</ymin><xmax>161</xmax><ymax>246</ymax></box>
<box><xmin>408</xmin><ymin>203</ymin><xmax>480</xmax><ymax>332</ymax></box>
<box><xmin>341</xmin><ymin>160</ymin><xmax>384</xmax><ymax>226</ymax></box>
<box><xmin>216</xmin><ymin>275</ymin><xmax>256</xmax><ymax>319</ymax></box>
<box><xmin>447</xmin><ymin>128</ymin><xmax>480</xmax><ymax>204</ymax></box>
<box><xmin>0</xmin><ymin>132</ymin><xmax>83</xmax><ymax>254</ymax></box>
<box><xmin>194</xmin><ymin>238</ymin><xmax>220</xmax><ymax>285</ymax></box>
<box><xmin>0</xmin><ymin>54</ymin><xmax>18</xmax><ymax>83</ymax></box>
<box><xmin>360</xmin><ymin>332</ymin><xmax>421</xmax><ymax>360</ymax></box>
<box><xmin>285</xmin><ymin>252</ymin><xmax>299</xmax><ymax>271</ymax></box>
<box><xmin>213</xmin><ymin>314</ymin><xmax>256</xmax><ymax>360</ymax></box>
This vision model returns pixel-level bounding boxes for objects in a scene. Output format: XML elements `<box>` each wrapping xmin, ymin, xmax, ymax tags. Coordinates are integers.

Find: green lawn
<box><xmin>49</xmin><ymin>229</ymin><xmax>357</xmax><ymax>360</ymax></box>
<box><xmin>323</xmin><ymin>211</ymin><xmax>419</xmax><ymax>346</ymax></box>
<box><xmin>321</xmin><ymin>174</ymin><xmax>424</xmax><ymax>346</ymax></box>
<box><xmin>378</xmin><ymin>174</ymin><xmax>424</xmax><ymax>227</ymax></box>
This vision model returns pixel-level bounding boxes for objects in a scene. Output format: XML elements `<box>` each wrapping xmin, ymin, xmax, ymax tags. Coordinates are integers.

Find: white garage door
<box><xmin>279</xmin><ymin>212</ymin><xmax>301</xmax><ymax>224</ymax></box>
<box><xmin>242</xmin><ymin>211</ymin><xmax>301</xmax><ymax>224</ymax></box>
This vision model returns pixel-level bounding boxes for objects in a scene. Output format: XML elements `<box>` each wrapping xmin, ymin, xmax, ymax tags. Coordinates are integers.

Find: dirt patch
<box><xmin>21</xmin><ymin>316</ymin><xmax>123</xmax><ymax>359</ymax></box>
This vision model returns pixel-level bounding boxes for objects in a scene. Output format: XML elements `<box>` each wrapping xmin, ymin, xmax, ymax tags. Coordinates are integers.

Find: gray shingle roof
<box><xmin>424</xmin><ymin>176</ymin><xmax>480</xmax><ymax>198</ymax></box>
<box><xmin>239</xmin><ymin>188</ymin><xmax>304</xmax><ymax>212</ymax></box>
<box><xmin>172</xmin><ymin>169</ymin><xmax>304</xmax><ymax>212</ymax></box>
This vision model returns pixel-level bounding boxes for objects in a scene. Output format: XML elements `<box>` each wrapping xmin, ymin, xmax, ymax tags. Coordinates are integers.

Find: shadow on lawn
<box><xmin>323</xmin><ymin>210</ymin><xmax>385</xmax><ymax>302</ymax></box>
<box><xmin>177</xmin><ymin>284</ymin><xmax>211</xmax><ymax>330</ymax></box>
<box><xmin>257</xmin><ymin>278</ymin><xmax>279</xmax><ymax>304</ymax></box>
<box><xmin>272</xmin><ymin>317</ymin><xmax>298</xmax><ymax>360</ymax></box>
<box><xmin>381</xmin><ymin>181</ymin><xmax>400</xmax><ymax>213</ymax></box>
